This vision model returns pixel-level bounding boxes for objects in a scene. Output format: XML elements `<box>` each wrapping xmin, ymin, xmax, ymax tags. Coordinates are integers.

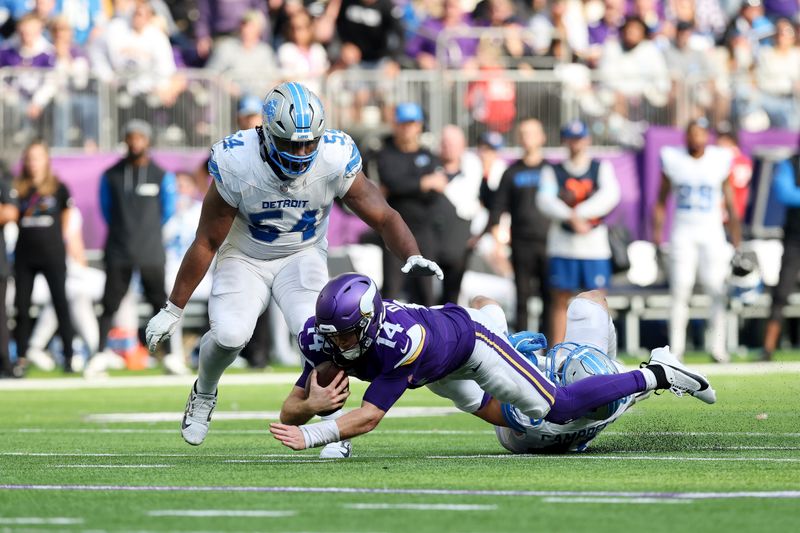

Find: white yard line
<box><xmin>0</xmin><ymin>518</ymin><xmax>84</xmax><ymax>525</ymax></box>
<box><xmin>1</xmin><ymin>361</ymin><xmax>797</xmax><ymax>391</ymax></box>
<box><xmin>83</xmin><ymin>407</ymin><xmax>462</xmax><ymax>423</ymax></box>
<box><xmin>223</xmin><ymin>459</ymin><xmax>336</xmax><ymax>464</ymax></box>
<box><xmin>426</xmin><ymin>454</ymin><xmax>800</xmax><ymax>462</ymax></box>
<box><xmin>53</xmin><ymin>464</ymin><xmax>173</xmax><ymax>468</ymax></box>
<box><xmin>541</xmin><ymin>497</ymin><xmax>690</xmax><ymax>505</ymax></box>
<box><xmin>147</xmin><ymin>510</ymin><xmax>296</xmax><ymax>518</ymax></box>
<box><xmin>342</xmin><ymin>503</ymin><xmax>497</xmax><ymax>511</ymax></box>
<box><xmin>0</xmin><ymin>452</ymin><xmax>307</xmax><ymax>458</ymax></box>
<box><xmin>2</xmin><ymin>485</ymin><xmax>800</xmax><ymax>500</ymax></box>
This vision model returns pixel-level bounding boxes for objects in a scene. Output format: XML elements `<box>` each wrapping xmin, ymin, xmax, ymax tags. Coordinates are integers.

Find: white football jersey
<box><xmin>495</xmin><ymin>394</ymin><xmax>634</xmax><ymax>453</ymax></box>
<box><xmin>660</xmin><ymin>145</ymin><xmax>732</xmax><ymax>230</ymax></box>
<box><xmin>208</xmin><ymin>128</ymin><xmax>362</xmax><ymax>260</ymax></box>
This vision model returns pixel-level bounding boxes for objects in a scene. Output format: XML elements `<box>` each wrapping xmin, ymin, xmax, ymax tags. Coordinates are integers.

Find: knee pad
<box><xmin>564</xmin><ymin>297</ymin><xmax>611</xmax><ymax>352</ymax></box>
<box><xmin>210</xmin><ymin>326</ymin><xmax>249</xmax><ymax>353</ymax></box>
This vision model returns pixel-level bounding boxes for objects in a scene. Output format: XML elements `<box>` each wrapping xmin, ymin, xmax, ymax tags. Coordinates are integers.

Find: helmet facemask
<box><xmin>266</xmin><ymin>133</ymin><xmax>321</xmax><ymax>176</ymax></box>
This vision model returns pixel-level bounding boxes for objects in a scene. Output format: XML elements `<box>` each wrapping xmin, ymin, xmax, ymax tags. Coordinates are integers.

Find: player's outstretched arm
<box><xmin>343</xmin><ymin>172</ymin><xmax>443</xmax><ymax>279</ymax></box>
<box><xmin>146</xmin><ymin>182</ymin><xmax>237</xmax><ymax>351</ymax></box>
<box><xmin>270</xmin><ymin>401</ymin><xmax>386</xmax><ymax>451</ymax></box>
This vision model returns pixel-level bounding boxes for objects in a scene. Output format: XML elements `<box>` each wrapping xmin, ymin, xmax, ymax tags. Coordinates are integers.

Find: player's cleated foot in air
<box><xmin>319</xmin><ymin>440</ymin><xmax>352</xmax><ymax>458</ymax></box>
<box><xmin>646</xmin><ymin>346</ymin><xmax>716</xmax><ymax>404</ymax></box>
<box><xmin>181</xmin><ymin>380</ymin><xmax>217</xmax><ymax>446</ymax></box>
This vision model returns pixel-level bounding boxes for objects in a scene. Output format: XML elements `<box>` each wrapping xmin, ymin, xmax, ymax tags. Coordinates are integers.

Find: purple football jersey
<box><xmin>296</xmin><ymin>301</ymin><xmax>476</xmax><ymax>411</ymax></box>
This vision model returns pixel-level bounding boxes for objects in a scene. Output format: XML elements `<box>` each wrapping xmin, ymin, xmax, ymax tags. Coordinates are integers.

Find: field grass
<box><xmin>1</xmin><ymin>366</ymin><xmax>799</xmax><ymax>532</ymax></box>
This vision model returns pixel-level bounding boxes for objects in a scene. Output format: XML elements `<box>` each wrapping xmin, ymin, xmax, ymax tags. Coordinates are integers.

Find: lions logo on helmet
<box><xmin>547</xmin><ymin>343</ymin><xmax>625</xmax><ymax>421</ymax></box>
<box><xmin>261</xmin><ymin>82</ymin><xmax>326</xmax><ymax>177</ymax></box>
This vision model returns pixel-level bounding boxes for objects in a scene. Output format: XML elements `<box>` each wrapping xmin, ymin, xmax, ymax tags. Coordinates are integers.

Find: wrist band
<box><xmin>299</xmin><ymin>420</ymin><xmax>341</xmax><ymax>448</ymax></box>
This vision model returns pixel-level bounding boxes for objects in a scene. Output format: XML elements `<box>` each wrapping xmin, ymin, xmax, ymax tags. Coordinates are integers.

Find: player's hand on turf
<box><xmin>402</xmin><ymin>255</ymin><xmax>444</xmax><ymax>280</ymax></box>
<box><xmin>307</xmin><ymin>369</ymin><xmax>350</xmax><ymax>414</ymax></box>
<box><xmin>269</xmin><ymin>423</ymin><xmax>307</xmax><ymax>450</ymax></box>
<box><xmin>145</xmin><ymin>302</ymin><xmax>183</xmax><ymax>353</ymax></box>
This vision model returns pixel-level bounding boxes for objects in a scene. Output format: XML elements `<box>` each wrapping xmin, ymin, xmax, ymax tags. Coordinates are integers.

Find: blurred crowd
<box><xmin>1</xmin><ymin>0</ymin><xmax>800</xmax><ymax>149</ymax></box>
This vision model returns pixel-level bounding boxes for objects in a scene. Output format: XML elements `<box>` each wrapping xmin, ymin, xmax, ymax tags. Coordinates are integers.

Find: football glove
<box><xmin>145</xmin><ymin>301</ymin><xmax>183</xmax><ymax>352</ymax></box>
<box><xmin>401</xmin><ymin>255</ymin><xmax>444</xmax><ymax>280</ymax></box>
<box><xmin>507</xmin><ymin>331</ymin><xmax>548</xmax><ymax>359</ymax></box>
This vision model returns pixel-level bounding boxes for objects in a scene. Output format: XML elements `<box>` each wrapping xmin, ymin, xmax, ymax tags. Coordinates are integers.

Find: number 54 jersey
<box><xmin>208</xmin><ymin>128</ymin><xmax>362</xmax><ymax>260</ymax></box>
<box><xmin>660</xmin><ymin>145</ymin><xmax>733</xmax><ymax>232</ymax></box>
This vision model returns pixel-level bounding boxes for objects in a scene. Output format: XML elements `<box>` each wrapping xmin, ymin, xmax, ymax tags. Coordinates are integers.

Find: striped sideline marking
<box><xmin>2</xmin><ymin>485</ymin><xmax>799</xmax><ymax>500</ymax></box>
<box><xmin>0</xmin><ymin>517</ymin><xmax>83</xmax><ymax>525</ymax></box>
<box><xmin>147</xmin><ymin>510</ymin><xmax>296</xmax><ymax>518</ymax></box>
<box><xmin>1</xmin><ymin>361</ymin><xmax>796</xmax><ymax>391</ymax></box>
<box><xmin>542</xmin><ymin>497</ymin><xmax>690</xmax><ymax>505</ymax></box>
<box><xmin>343</xmin><ymin>503</ymin><xmax>497</xmax><ymax>511</ymax></box>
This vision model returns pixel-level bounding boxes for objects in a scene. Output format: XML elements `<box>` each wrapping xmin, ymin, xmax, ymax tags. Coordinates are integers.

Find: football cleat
<box><xmin>25</xmin><ymin>347</ymin><xmax>56</xmax><ymax>372</ymax></box>
<box><xmin>319</xmin><ymin>440</ymin><xmax>352</xmax><ymax>459</ymax></box>
<box><xmin>647</xmin><ymin>346</ymin><xmax>716</xmax><ymax>404</ymax></box>
<box><xmin>181</xmin><ymin>381</ymin><xmax>217</xmax><ymax>446</ymax></box>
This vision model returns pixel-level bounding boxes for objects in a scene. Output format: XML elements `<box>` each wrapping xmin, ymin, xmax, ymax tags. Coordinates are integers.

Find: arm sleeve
<box><xmin>362</xmin><ymin>372</ymin><xmax>412</xmax><ymax>412</ymax></box>
<box><xmin>773</xmin><ymin>160</ymin><xmax>800</xmax><ymax>207</ymax></box>
<box><xmin>99</xmin><ymin>174</ymin><xmax>111</xmax><ymax>224</ymax></box>
<box><xmin>487</xmin><ymin>167</ymin><xmax>513</xmax><ymax>228</ymax></box>
<box><xmin>160</xmin><ymin>171</ymin><xmax>178</xmax><ymax>224</ymax></box>
<box><xmin>574</xmin><ymin>161</ymin><xmax>621</xmax><ymax>219</ymax></box>
<box><xmin>195</xmin><ymin>0</ymin><xmax>211</xmax><ymax>39</ymax></box>
<box><xmin>536</xmin><ymin>165</ymin><xmax>573</xmax><ymax>221</ymax></box>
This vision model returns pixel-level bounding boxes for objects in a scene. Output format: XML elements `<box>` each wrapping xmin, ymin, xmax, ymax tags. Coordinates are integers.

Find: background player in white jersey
<box><xmin>496</xmin><ymin>291</ymin><xmax>646</xmax><ymax>454</ymax></box>
<box><xmin>145</xmin><ymin>82</ymin><xmax>443</xmax><ymax>456</ymax></box>
<box><xmin>654</xmin><ymin>119</ymin><xmax>741</xmax><ymax>362</ymax></box>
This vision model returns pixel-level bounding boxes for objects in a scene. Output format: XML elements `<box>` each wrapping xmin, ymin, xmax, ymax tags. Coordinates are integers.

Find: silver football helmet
<box><xmin>261</xmin><ymin>82</ymin><xmax>326</xmax><ymax>176</ymax></box>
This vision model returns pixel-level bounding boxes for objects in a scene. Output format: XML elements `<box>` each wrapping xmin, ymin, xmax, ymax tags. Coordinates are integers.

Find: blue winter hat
<box><xmin>395</xmin><ymin>102</ymin><xmax>423</xmax><ymax>123</ymax></box>
<box><xmin>561</xmin><ymin>120</ymin><xmax>589</xmax><ymax>139</ymax></box>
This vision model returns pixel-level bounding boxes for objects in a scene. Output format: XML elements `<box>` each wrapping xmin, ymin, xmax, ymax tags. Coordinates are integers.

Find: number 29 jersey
<box><xmin>208</xmin><ymin>128</ymin><xmax>362</xmax><ymax>260</ymax></box>
<box><xmin>660</xmin><ymin>145</ymin><xmax>732</xmax><ymax>232</ymax></box>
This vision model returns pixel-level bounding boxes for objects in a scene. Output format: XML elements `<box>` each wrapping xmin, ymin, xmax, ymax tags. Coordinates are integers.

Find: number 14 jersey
<box><xmin>208</xmin><ymin>128</ymin><xmax>362</xmax><ymax>260</ymax></box>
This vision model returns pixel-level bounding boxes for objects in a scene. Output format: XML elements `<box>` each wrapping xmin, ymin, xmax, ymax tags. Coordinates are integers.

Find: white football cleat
<box><xmin>319</xmin><ymin>440</ymin><xmax>352</xmax><ymax>459</ymax></box>
<box><xmin>25</xmin><ymin>347</ymin><xmax>55</xmax><ymax>372</ymax></box>
<box><xmin>648</xmin><ymin>346</ymin><xmax>716</xmax><ymax>404</ymax></box>
<box><xmin>181</xmin><ymin>381</ymin><xmax>217</xmax><ymax>446</ymax></box>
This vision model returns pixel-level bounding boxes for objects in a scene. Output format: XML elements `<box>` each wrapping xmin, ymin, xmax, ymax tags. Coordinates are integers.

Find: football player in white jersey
<box><xmin>145</xmin><ymin>82</ymin><xmax>443</xmax><ymax>456</ymax></box>
<box><xmin>495</xmin><ymin>291</ymin><xmax>644</xmax><ymax>454</ymax></box>
<box><xmin>653</xmin><ymin>119</ymin><xmax>741</xmax><ymax>362</ymax></box>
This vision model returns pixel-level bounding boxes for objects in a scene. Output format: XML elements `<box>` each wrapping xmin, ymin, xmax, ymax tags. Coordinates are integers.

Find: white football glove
<box><xmin>145</xmin><ymin>301</ymin><xmax>183</xmax><ymax>353</ymax></box>
<box><xmin>401</xmin><ymin>255</ymin><xmax>444</xmax><ymax>280</ymax></box>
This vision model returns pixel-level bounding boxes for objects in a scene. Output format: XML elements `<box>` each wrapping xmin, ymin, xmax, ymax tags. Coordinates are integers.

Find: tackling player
<box><xmin>653</xmin><ymin>119</ymin><xmax>741</xmax><ymax>362</ymax></box>
<box><xmin>495</xmin><ymin>293</ymin><xmax>646</xmax><ymax>454</ymax></box>
<box><xmin>269</xmin><ymin>273</ymin><xmax>716</xmax><ymax>453</ymax></box>
<box><xmin>144</xmin><ymin>83</ymin><xmax>443</xmax><ymax>457</ymax></box>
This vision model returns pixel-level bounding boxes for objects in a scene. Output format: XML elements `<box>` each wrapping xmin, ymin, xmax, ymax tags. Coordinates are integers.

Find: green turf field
<box><xmin>1</xmin><ymin>366</ymin><xmax>799</xmax><ymax>532</ymax></box>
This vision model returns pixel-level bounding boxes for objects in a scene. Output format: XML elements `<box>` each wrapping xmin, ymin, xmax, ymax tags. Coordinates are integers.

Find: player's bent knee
<box><xmin>575</xmin><ymin>290</ymin><xmax>608</xmax><ymax>311</ymax></box>
<box><xmin>211</xmin><ymin>327</ymin><xmax>250</xmax><ymax>353</ymax></box>
<box><xmin>469</xmin><ymin>295</ymin><xmax>499</xmax><ymax>309</ymax></box>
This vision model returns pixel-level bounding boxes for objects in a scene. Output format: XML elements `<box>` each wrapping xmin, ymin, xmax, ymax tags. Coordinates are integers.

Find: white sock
<box><xmin>196</xmin><ymin>331</ymin><xmax>241</xmax><ymax>394</ymax></box>
<box><xmin>638</xmin><ymin>368</ymin><xmax>658</xmax><ymax>391</ymax></box>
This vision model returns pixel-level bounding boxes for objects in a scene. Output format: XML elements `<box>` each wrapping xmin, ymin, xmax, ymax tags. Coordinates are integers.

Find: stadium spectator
<box><xmin>717</xmin><ymin>129</ymin><xmax>752</xmax><ymax>221</ymax></box>
<box><xmin>762</xmin><ymin>152</ymin><xmax>800</xmax><ymax>361</ymax></box>
<box><xmin>90</xmin><ymin>120</ymin><xmax>177</xmax><ymax>376</ymax></box>
<box><xmin>465</xmin><ymin>38</ymin><xmax>516</xmax><ymax>135</ymax></box>
<box><xmin>13</xmin><ymin>140</ymin><xmax>75</xmax><ymax>375</ymax></box>
<box><xmin>194</xmin><ymin>0</ymin><xmax>270</xmax><ymax>61</ymax></box>
<box><xmin>236</xmin><ymin>94</ymin><xmax>263</xmax><ymax>130</ymax></box>
<box><xmin>0</xmin><ymin>0</ymin><xmax>29</xmax><ymax>40</ymax></box>
<box><xmin>476</xmin><ymin>130</ymin><xmax>507</xmax><ymax>215</ymax></box>
<box><xmin>324</xmin><ymin>0</ymin><xmax>404</xmax><ymax>69</ymax></box>
<box><xmin>486</xmin><ymin>119</ymin><xmax>551</xmax><ymax>333</ymax></box>
<box><xmin>536</xmin><ymin>120</ymin><xmax>620</xmax><ymax>344</ymax></box>
<box><xmin>471</xmin><ymin>131</ymin><xmax>511</xmax><ymax>278</ymax></box>
<box><xmin>31</xmin><ymin>16</ymin><xmax>97</xmax><ymax>149</ymax></box>
<box><xmin>0</xmin><ymin>158</ymin><xmax>18</xmax><ymax>378</ymax></box>
<box><xmin>372</xmin><ymin>102</ymin><xmax>444</xmax><ymax>306</ymax></box>
<box><xmin>205</xmin><ymin>10</ymin><xmax>277</xmax><ymax>99</ymax></box>
<box><xmin>752</xmin><ymin>18</ymin><xmax>800</xmax><ymax>129</ymax></box>
<box><xmin>405</xmin><ymin>0</ymin><xmax>478</xmax><ymax>69</ymax></box>
<box><xmin>722</xmin><ymin>0</ymin><xmax>775</xmax><ymax>58</ymax></box>
<box><xmin>437</xmin><ymin>124</ymin><xmax>482</xmax><ymax>304</ymax></box>
<box><xmin>630</xmin><ymin>0</ymin><xmax>667</xmax><ymax>35</ymax></box>
<box><xmin>277</xmin><ymin>9</ymin><xmax>329</xmax><ymax>96</ymax></box>
<box><xmin>653</xmin><ymin>119</ymin><xmax>740</xmax><ymax>362</ymax></box>
<box><xmin>598</xmin><ymin>16</ymin><xmax>670</xmax><ymax>123</ymax></box>
<box><xmin>46</xmin><ymin>0</ymin><xmax>106</xmax><ymax>45</ymax></box>
<box><xmin>586</xmin><ymin>0</ymin><xmax>624</xmax><ymax>64</ymax></box>
<box><xmin>528</xmin><ymin>0</ymin><xmax>588</xmax><ymax>59</ymax></box>
<box><xmin>664</xmin><ymin>21</ymin><xmax>718</xmax><ymax>126</ymax></box>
